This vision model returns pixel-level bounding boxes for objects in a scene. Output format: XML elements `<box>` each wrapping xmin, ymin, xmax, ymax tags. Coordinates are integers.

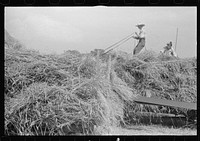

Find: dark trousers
<box><xmin>133</xmin><ymin>38</ymin><xmax>145</xmax><ymax>55</ymax></box>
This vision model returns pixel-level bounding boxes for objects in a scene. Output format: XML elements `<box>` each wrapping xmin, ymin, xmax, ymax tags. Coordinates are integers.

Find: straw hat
<box><xmin>136</xmin><ymin>23</ymin><xmax>145</xmax><ymax>28</ymax></box>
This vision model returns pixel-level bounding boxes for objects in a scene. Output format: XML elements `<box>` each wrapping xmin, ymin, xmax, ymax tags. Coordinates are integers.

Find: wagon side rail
<box><xmin>134</xmin><ymin>96</ymin><xmax>197</xmax><ymax>110</ymax></box>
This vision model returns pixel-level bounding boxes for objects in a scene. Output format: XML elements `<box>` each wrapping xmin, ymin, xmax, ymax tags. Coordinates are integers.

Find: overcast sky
<box><xmin>5</xmin><ymin>7</ymin><xmax>196</xmax><ymax>58</ymax></box>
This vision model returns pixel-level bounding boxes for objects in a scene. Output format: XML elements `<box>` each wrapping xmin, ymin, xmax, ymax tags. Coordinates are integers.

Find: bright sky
<box><xmin>5</xmin><ymin>7</ymin><xmax>197</xmax><ymax>58</ymax></box>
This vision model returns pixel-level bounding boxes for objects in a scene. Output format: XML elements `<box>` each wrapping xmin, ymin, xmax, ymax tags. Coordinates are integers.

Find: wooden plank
<box><xmin>134</xmin><ymin>96</ymin><xmax>197</xmax><ymax>110</ymax></box>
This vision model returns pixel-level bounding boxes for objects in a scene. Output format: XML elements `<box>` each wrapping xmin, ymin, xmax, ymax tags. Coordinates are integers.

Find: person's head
<box><xmin>136</xmin><ymin>24</ymin><xmax>145</xmax><ymax>29</ymax></box>
<box><xmin>167</xmin><ymin>42</ymin><xmax>172</xmax><ymax>46</ymax></box>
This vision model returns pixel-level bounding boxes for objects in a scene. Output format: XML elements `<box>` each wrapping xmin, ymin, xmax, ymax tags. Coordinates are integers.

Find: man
<box><xmin>160</xmin><ymin>41</ymin><xmax>177</xmax><ymax>57</ymax></box>
<box><xmin>132</xmin><ymin>23</ymin><xmax>146</xmax><ymax>55</ymax></box>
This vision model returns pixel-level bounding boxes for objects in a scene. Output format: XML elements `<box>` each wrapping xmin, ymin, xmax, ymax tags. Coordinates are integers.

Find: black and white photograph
<box><xmin>4</xmin><ymin>7</ymin><xmax>197</xmax><ymax>135</ymax></box>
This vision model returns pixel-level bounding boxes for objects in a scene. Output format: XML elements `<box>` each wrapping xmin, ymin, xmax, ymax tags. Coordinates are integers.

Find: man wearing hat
<box><xmin>132</xmin><ymin>23</ymin><xmax>146</xmax><ymax>55</ymax></box>
<box><xmin>160</xmin><ymin>41</ymin><xmax>177</xmax><ymax>57</ymax></box>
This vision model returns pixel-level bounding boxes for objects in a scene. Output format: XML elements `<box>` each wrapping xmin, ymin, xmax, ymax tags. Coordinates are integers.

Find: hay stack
<box><xmin>5</xmin><ymin>48</ymin><xmax>136</xmax><ymax>135</ymax></box>
<box><xmin>114</xmin><ymin>50</ymin><xmax>196</xmax><ymax>123</ymax></box>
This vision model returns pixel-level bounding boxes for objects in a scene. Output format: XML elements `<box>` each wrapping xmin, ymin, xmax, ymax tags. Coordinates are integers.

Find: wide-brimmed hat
<box><xmin>136</xmin><ymin>24</ymin><xmax>145</xmax><ymax>28</ymax></box>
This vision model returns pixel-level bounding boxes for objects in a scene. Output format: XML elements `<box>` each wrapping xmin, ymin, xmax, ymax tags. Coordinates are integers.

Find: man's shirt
<box><xmin>135</xmin><ymin>29</ymin><xmax>145</xmax><ymax>39</ymax></box>
<box><xmin>139</xmin><ymin>30</ymin><xmax>145</xmax><ymax>39</ymax></box>
<box><xmin>160</xmin><ymin>46</ymin><xmax>177</xmax><ymax>57</ymax></box>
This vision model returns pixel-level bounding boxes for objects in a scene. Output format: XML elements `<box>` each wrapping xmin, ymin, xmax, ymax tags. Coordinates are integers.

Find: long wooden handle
<box><xmin>175</xmin><ymin>28</ymin><xmax>178</xmax><ymax>51</ymax></box>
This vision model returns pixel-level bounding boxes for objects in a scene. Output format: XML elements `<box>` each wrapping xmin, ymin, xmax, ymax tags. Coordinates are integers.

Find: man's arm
<box><xmin>132</xmin><ymin>36</ymin><xmax>140</xmax><ymax>40</ymax></box>
<box><xmin>132</xmin><ymin>32</ymin><xmax>140</xmax><ymax>39</ymax></box>
<box><xmin>170</xmin><ymin>48</ymin><xmax>178</xmax><ymax>57</ymax></box>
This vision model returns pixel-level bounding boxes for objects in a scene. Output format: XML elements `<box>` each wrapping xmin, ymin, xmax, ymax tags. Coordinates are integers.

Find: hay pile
<box><xmin>5</xmin><ymin>47</ymin><xmax>136</xmax><ymax>135</ymax></box>
<box><xmin>114</xmin><ymin>50</ymin><xmax>196</xmax><ymax>124</ymax></box>
<box><xmin>5</xmin><ymin>33</ymin><xmax>196</xmax><ymax>135</ymax></box>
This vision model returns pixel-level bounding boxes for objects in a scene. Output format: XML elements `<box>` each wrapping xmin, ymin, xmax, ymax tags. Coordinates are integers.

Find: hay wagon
<box><xmin>133</xmin><ymin>95</ymin><xmax>197</xmax><ymax>125</ymax></box>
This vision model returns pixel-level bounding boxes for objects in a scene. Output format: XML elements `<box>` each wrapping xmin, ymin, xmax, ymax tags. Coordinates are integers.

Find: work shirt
<box><xmin>139</xmin><ymin>29</ymin><xmax>145</xmax><ymax>39</ymax></box>
<box><xmin>169</xmin><ymin>47</ymin><xmax>177</xmax><ymax>57</ymax></box>
<box><xmin>134</xmin><ymin>29</ymin><xmax>145</xmax><ymax>39</ymax></box>
<box><xmin>160</xmin><ymin>46</ymin><xmax>177</xmax><ymax>57</ymax></box>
